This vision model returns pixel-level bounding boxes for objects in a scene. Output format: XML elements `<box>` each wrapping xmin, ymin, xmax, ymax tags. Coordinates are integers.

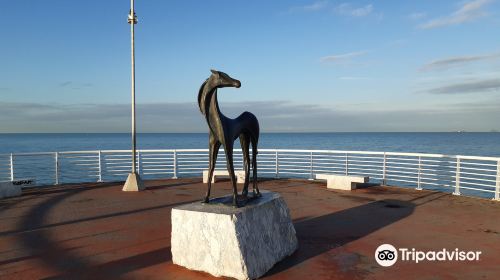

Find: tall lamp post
<box><xmin>123</xmin><ymin>0</ymin><xmax>145</xmax><ymax>191</ymax></box>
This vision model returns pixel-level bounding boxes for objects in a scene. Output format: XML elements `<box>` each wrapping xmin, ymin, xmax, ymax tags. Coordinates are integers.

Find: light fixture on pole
<box><xmin>123</xmin><ymin>0</ymin><xmax>145</xmax><ymax>191</ymax></box>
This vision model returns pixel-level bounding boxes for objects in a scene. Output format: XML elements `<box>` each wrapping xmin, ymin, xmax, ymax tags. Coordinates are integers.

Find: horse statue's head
<box><xmin>209</xmin><ymin>69</ymin><xmax>241</xmax><ymax>89</ymax></box>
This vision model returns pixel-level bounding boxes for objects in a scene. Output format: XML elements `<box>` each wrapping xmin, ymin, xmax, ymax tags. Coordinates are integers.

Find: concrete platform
<box><xmin>0</xmin><ymin>178</ymin><xmax>499</xmax><ymax>279</ymax></box>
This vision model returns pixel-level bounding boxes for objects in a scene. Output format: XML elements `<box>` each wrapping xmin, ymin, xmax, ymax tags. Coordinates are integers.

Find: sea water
<box><xmin>1</xmin><ymin>132</ymin><xmax>500</xmax><ymax>157</ymax></box>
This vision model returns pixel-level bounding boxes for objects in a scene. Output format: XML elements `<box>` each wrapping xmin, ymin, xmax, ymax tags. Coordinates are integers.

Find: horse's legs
<box><xmin>205</xmin><ymin>135</ymin><xmax>220</xmax><ymax>203</ymax></box>
<box><xmin>251</xmin><ymin>138</ymin><xmax>261</xmax><ymax>196</ymax></box>
<box><xmin>223</xmin><ymin>141</ymin><xmax>238</xmax><ymax>207</ymax></box>
<box><xmin>239</xmin><ymin>134</ymin><xmax>250</xmax><ymax>197</ymax></box>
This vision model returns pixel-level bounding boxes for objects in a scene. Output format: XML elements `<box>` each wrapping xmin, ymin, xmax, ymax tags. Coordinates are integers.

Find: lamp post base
<box><xmin>122</xmin><ymin>172</ymin><xmax>145</xmax><ymax>192</ymax></box>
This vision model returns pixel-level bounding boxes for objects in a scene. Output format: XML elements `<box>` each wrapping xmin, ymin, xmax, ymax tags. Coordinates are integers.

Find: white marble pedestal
<box><xmin>171</xmin><ymin>191</ymin><xmax>298</xmax><ymax>280</ymax></box>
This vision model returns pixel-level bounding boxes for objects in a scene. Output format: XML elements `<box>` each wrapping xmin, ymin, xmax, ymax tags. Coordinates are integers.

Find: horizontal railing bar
<box><xmin>386</xmin><ymin>165</ymin><xmax>420</xmax><ymax>172</ymax></box>
<box><xmin>458</xmin><ymin>185</ymin><xmax>494</xmax><ymax>193</ymax></box>
<box><xmin>458</xmin><ymin>171</ymin><xmax>496</xmax><ymax>178</ymax></box>
<box><xmin>278</xmin><ymin>157</ymin><xmax>311</xmax><ymax>161</ymax></box>
<box><xmin>346</xmin><ymin>171</ymin><xmax>382</xmax><ymax>176</ymax></box>
<box><xmin>311</xmin><ymin>155</ymin><xmax>347</xmax><ymax>159</ymax></box>
<box><xmin>459</xmin><ymin>180</ymin><xmax>495</xmax><ymax>188</ymax></box>
<box><xmin>4</xmin><ymin>149</ymin><xmax>500</xmax><ymax>161</ymax></box>
<box><xmin>459</xmin><ymin>166</ymin><xmax>496</xmax><ymax>173</ymax></box>
<box><xmin>420</xmin><ymin>176</ymin><xmax>453</xmax><ymax>182</ymax></box>
<box><xmin>312</xmin><ymin>165</ymin><xmax>345</xmax><ymax>169</ymax></box>
<box><xmin>139</xmin><ymin>158</ymin><xmax>173</xmax><ymax>161</ymax></box>
<box><xmin>347</xmin><ymin>159</ymin><xmax>383</xmax><ymax>165</ymax></box>
<box><xmin>279</xmin><ymin>168</ymin><xmax>311</xmax><ymax>172</ymax></box>
<box><xmin>347</xmin><ymin>167</ymin><xmax>382</xmax><ymax>173</ymax></box>
<box><xmin>142</xmin><ymin>172</ymin><xmax>173</xmax><ymax>175</ymax></box>
<box><xmin>387</xmin><ymin>178</ymin><xmax>418</xmax><ymax>184</ymax></box>
<box><xmin>459</xmin><ymin>176</ymin><xmax>496</xmax><ymax>183</ymax></box>
<box><xmin>420</xmin><ymin>167</ymin><xmax>453</xmax><ymax>172</ymax></box>
<box><xmin>458</xmin><ymin>161</ymin><xmax>497</xmax><ymax>167</ymax></box>
<box><xmin>348</xmin><ymin>163</ymin><xmax>382</xmax><ymax>168</ymax></box>
<box><xmin>313</xmin><ymin>163</ymin><xmax>345</xmax><ymax>168</ymax></box>
<box><xmin>141</xmin><ymin>164</ymin><xmax>174</xmax><ymax>168</ymax></box>
<box><xmin>386</xmin><ymin>161</ymin><xmax>420</xmax><ymax>167</ymax></box>
<box><xmin>312</xmin><ymin>158</ymin><xmax>346</xmax><ymax>162</ymax></box>
<box><xmin>386</xmin><ymin>157</ymin><xmax>419</xmax><ymax>162</ymax></box>
<box><xmin>278</xmin><ymin>171</ymin><xmax>311</xmax><ymax>175</ymax></box>
<box><xmin>278</xmin><ymin>163</ymin><xmax>312</xmax><ymax>167</ymax></box>
<box><xmin>420</xmin><ymin>181</ymin><xmax>454</xmax><ymax>187</ymax></box>
<box><xmin>177</xmin><ymin>160</ymin><xmax>209</xmax><ymax>164</ymax></box>
<box><xmin>313</xmin><ymin>167</ymin><xmax>346</xmax><ymax>172</ymax></box>
<box><xmin>141</xmin><ymin>168</ymin><xmax>171</xmax><ymax>172</ymax></box>
<box><xmin>387</xmin><ymin>174</ymin><xmax>418</xmax><ymax>180</ymax></box>
<box><xmin>344</xmin><ymin>155</ymin><xmax>383</xmax><ymax>159</ymax></box>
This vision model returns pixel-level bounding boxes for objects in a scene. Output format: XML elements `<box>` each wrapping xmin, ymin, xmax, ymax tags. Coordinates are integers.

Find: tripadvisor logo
<box><xmin>375</xmin><ymin>244</ymin><xmax>398</xmax><ymax>267</ymax></box>
<box><xmin>375</xmin><ymin>244</ymin><xmax>482</xmax><ymax>267</ymax></box>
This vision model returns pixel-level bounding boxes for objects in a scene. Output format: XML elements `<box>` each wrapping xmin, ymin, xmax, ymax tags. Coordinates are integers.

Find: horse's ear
<box><xmin>210</xmin><ymin>69</ymin><xmax>218</xmax><ymax>75</ymax></box>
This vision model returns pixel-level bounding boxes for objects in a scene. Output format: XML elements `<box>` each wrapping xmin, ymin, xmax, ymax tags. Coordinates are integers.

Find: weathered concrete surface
<box><xmin>0</xmin><ymin>178</ymin><xmax>499</xmax><ymax>279</ymax></box>
<box><xmin>122</xmin><ymin>172</ymin><xmax>145</xmax><ymax>192</ymax></box>
<box><xmin>171</xmin><ymin>191</ymin><xmax>297</xmax><ymax>279</ymax></box>
<box><xmin>0</xmin><ymin>181</ymin><xmax>22</xmax><ymax>198</ymax></box>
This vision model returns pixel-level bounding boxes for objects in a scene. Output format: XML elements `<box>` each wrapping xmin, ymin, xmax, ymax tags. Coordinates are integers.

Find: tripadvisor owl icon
<box><xmin>375</xmin><ymin>244</ymin><xmax>398</xmax><ymax>267</ymax></box>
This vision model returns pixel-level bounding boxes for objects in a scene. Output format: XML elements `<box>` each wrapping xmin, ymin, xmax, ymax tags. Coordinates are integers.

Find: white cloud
<box><xmin>409</xmin><ymin>12</ymin><xmax>426</xmax><ymax>20</ymax></box>
<box><xmin>352</xmin><ymin>4</ymin><xmax>373</xmax><ymax>17</ymax></box>
<box><xmin>421</xmin><ymin>52</ymin><xmax>500</xmax><ymax>71</ymax></box>
<box><xmin>289</xmin><ymin>1</ymin><xmax>329</xmax><ymax>13</ymax></box>
<box><xmin>336</xmin><ymin>3</ymin><xmax>374</xmax><ymax>17</ymax></box>
<box><xmin>425</xmin><ymin>78</ymin><xmax>500</xmax><ymax>94</ymax></box>
<box><xmin>320</xmin><ymin>51</ymin><xmax>368</xmax><ymax>63</ymax></box>
<box><xmin>418</xmin><ymin>0</ymin><xmax>493</xmax><ymax>29</ymax></box>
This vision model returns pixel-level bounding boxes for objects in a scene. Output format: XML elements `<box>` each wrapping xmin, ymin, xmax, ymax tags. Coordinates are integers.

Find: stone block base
<box><xmin>171</xmin><ymin>191</ymin><xmax>298</xmax><ymax>280</ymax></box>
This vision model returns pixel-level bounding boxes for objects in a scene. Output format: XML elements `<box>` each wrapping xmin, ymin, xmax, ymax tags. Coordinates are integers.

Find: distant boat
<box><xmin>455</xmin><ymin>130</ymin><xmax>466</xmax><ymax>133</ymax></box>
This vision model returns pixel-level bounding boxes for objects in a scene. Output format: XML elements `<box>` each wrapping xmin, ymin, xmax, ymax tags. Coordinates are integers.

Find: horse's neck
<box><xmin>201</xmin><ymin>82</ymin><xmax>223</xmax><ymax>131</ymax></box>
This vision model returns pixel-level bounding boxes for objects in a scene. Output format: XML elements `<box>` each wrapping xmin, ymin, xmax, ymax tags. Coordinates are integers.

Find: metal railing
<box><xmin>0</xmin><ymin>149</ymin><xmax>499</xmax><ymax>200</ymax></box>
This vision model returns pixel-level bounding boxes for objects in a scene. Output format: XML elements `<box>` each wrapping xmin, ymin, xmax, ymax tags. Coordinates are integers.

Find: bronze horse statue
<box><xmin>198</xmin><ymin>69</ymin><xmax>261</xmax><ymax>207</ymax></box>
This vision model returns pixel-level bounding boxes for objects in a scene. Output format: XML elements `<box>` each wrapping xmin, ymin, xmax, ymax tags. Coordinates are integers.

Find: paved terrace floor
<box><xmin>0</xmin><ymin>178</ymin><xmax>499</xmax><ymax>280</ymax></box>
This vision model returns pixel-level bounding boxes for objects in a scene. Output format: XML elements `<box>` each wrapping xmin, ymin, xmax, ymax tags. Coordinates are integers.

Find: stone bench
<box><xmin>0</xmin><ymin>181</ymin><xmax>23</xmax><ymax>199</ymax></box>
<box><xmin>0</xmin><ymin>178</ymin><xmax>36</xmax><ymax>199</ymax></box>
<box><xmin>203</xmin><ymin>170</ymin><xmax>245</xmax><ymax>184</ymax></box>
<box><xmin>315</xmin><ymin>174</ymin><xmax>369</xmax><ymax>190</ymax></box>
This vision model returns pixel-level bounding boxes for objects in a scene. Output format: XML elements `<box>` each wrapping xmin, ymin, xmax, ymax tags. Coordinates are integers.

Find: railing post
<box><xmin>172</xmin><ymin>150</ymin><xmax>178</xmax><ymax>179</ymax></box>
<box><xmin>98</xmin><ymin>150</ymin><xmax>103</xmax><ymax>182</ymax></box>
<box><xmin>494</xmin><ymin>160</ymin><xmax>500</xmax><ymax>201</ymax></box>
<box><xmin>309</xmin><ymin>151</ymin><xmax>314</xmax><ymax>180</ymax></box>
<box><xmin>382</xmin><ymin>153</ymin><xmax>387</xmax><ymax>185</ymax></box>
<box><xmin>453</xmin><ymin>157</ymin><xmax>461</xmax><ymax>196</ymax></box>
<box><xmin>9</xmin><ymin>153</ymin><xmax>14</xmax><ymax>181</ymax></box>
<box><xmin>137</xmin><ymin>150</ymin><xmax>141</xmax><ymax>175</ymax></box>
<box><xmin>55</xmin><ymin>152</ymin><xmax>59</xmax><ymax>185</ymax></box>
<box><xmin>345</xmin><ymin>153</ymin><xmax>349</xmax><ymax>175</ymax></box>
<box><xmin>275</xmin><ymin>150</ymin><xmax>279</xmax><ymax>179</ymax></box>
<box><xmin>416</xmin><ymin>156</ymin><xmax>422</xmax><ymax>190</ymax></box>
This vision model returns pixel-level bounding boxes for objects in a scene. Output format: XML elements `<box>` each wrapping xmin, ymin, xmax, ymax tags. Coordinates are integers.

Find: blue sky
<box><xmin>0</xmin><ymin>0</ymin><xmax>499</xmax><ymax>132</ymax></box>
